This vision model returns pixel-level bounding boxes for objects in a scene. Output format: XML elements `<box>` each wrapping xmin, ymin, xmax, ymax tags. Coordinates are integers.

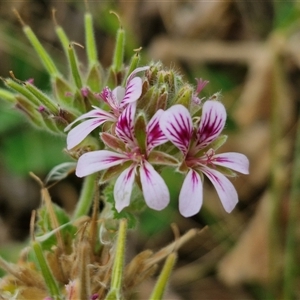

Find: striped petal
<box><xmin>140</xmin><ymin>161</ymin><xmax>170</xmax><ymax>211</ymax></box>
<box><xmin>114</xmin><ymin>165</ymin><xmax>136</xmax><ymax>212</ymax></box>
<box><xmin>159</xmin><ymin>104</ymin><xmax>193</xmax><ymax>155</ymax></box>
<box><xmin>64</xmin><ymin>107</ymin><xmax>114</xmax><ymax>131</ymax></box>
<box><xmin>115</xmin><ymin>103</ymin><xmax>136</xmax><ymax>145</ymax></box>
<box><xmin>213</xmin><ymin>152</ymin><xmax>249</xmax><ymax>174</ymax></box>
<box><xmin>76</xmin><ymin>150</ymin><xmax>128</xmax><ymax>177</ymax></box>
<box><xmin>126</xmin><ymin>66</ymin><xmax>150</xmax><ymax>83</ymax></box>
<box><xmin>179</xmin><ymin>169</ymin><xmax>203</xmax><ymax>217</ymax></box>
<box><xmin>201</xmin><ymin>166</ymin><xmax>238</xmax><ymax>213</ymax></box>
<box><xmin>66</xmin><ymin>108</ymin><xmax>115</xmax><ymax>149</ymax></box>
<box><xmin>146</xmin><ymin>109</ymin><xmax>168</xmax><ymax>152</ymax></box>
<box><xmin>196</xmin><ymin>101</ymin><xmax>226</xmax><ymax>149</ymax></box>
<box><xmin>120</xmin><ymin>77</ymin><xmax>142</xmax><ymax>107</ymax></box>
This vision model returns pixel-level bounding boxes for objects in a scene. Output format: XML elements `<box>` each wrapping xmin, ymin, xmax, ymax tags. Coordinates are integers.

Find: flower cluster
<box><xmin>66</xmin><ymin>64</ymin><xmax>249</xmax><ymax>217</ymax></box>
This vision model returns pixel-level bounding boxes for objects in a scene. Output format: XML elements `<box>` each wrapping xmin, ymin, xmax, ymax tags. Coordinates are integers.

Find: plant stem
<box><xmin>149</xmin><ymin>253</ymin><xmax>177</xmax><ymax>300</ymax></box>
<box><xmin>73</xmin><ymin>173</ymin><xmax>97</xmax><ymax>220</ymax></box>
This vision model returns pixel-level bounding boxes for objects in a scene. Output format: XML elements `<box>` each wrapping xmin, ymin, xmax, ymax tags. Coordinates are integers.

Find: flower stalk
<box><xmin>105</xmin><ymin>219</ymin><xmax>127</xmax><ymax>300</ymax></box>
<box><xmin>72</xmin><ymin>172</ymin><xmax>98</xmax><ymax>220</ymax></box>
<box><xmin>149</xmin><ymin>253</ymin><xmax>177</xmax><ymax>300</ymax></box>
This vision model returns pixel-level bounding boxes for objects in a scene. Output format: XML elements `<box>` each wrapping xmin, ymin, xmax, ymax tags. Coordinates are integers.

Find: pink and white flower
<box><xmin>76</xmin><ymin>102</ymin><xmax>171</xmax><ymax>212</ymax></box>
<box><xmin>160</xmin><ymin>101</ymin><xmax>249</xmax><ymax>217</ymax></box>
<box><xmin>65</xmin><ymin>66</ymin><xmax>149</xmax><ymax>150</ymax></box>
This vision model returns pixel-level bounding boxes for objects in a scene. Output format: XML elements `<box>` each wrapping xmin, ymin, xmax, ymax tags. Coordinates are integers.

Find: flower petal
<box><xmin>114</xmin><ymin>165</ymin><xmax>136</xmax><ymax>212</ymax></box>
<box><xmin>126</xmin><ymin>66</ymin><xmax>150</xmax><ymax>83</ymax></box>
<box><xmin>112</xmin><ymin>86</ymin><xmax>125</xmax><ymax>106</ymax></box>
<box><xmin>120</xmin><ymin>77</ymin><xmax>142</xmax><ymax>107</ymax></box>
<box><xmin>159</xmin><ymin>104</ymin><xmax>193</xmax><ymax>155</ymax></box>
<box><xmin>115</xmin><ymin>102</ymin><xmax>136</xmax><ymax>145</ymax></box>
<box><xmin>201</xmin><ymin>166</ymin><xmax>238</xmax><ymax>213</ymax></box>
<box><xmin>66</xmin><ymin>108</ymin><xmax>115</xmax><ymax>149</ymax></box>
<box><xmin>64</xmin><ymin>107</ymin><xmax>114</xmax><ymax>132</ymax></box>
<box><xmin>146</xmin><ymin>109</ymin><xmax>168</xmax><ymax>152</ymax></box>
<box><xmin>76</xmin><ymin>150</ymin><xmax>128</xmax><ymax>177</ymax></box>
<box><xmin>213</xmin><ymin>152</ymin><xmax>249</xmax><ymax>174</ymax></box>
<box><xmin>196</xmin><ymin>100</ymin><xmax>226</xmax><ymax>149</ymax></box>
<box><xmin>67</xmin><ymin>119</ymin><xmax>103</xmax><ymax>150</ymax></box>
<box><xmin>139</xmin><ymin>161</ymin><xmax>170</xmax><ymax>210</ymax></box>
<box><xmin>179</xmin><ymin>169</ymin><xmax>203</xmax><ymax>217</ymax></box>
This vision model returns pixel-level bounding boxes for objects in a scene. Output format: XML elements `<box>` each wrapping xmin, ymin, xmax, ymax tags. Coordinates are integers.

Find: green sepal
<box><xmin>156</xmin><ymin>90</ymin><xmax>168</xmax><ymax>111</ymax></box>
<box><xmin>106</xmin><ymin>67</ymin><xmax>119</xmax><ymax>89</ymax></box>
<box><xmin>139</xmin><ymin>86</ymin><xmax>158</xmax><ymax>115</ymax></box>
<box><xmin>100</xmin><ymin>161</ymin><xmax>132</xmax><ymax>184</ymax></box>
<box><xmin>210</xmin><ymin>134</ymin><xmax>228</xmax><ymax>151</ymax></box>
<box><xmin>134</xmin><ymin>113</ymin><xmax>147</xmax><ymax>154</ymax></box>
<box><xmin>23</xmin><ymin>25</ymin><xmax>59</xmax><ymax>77</ymax></box>
<box><xmin>68</xmin><ymin>44</ymin><xmax>83</xmax><ymax>89</ymax></box>
<box><xmin>73</xmin><ymin>89</ymin><xmax>87</xmax><ymax>113</ymax></box>
<box><xmin>142</xmin><ymin>86</ymin><xmax>168</xmax><ymax>117</ymax></box>
<box><xmin>86</xmin><ymin>63</ymin><xmax>103</xmax><ymax>93</ymax></box>
<box><xmin>82</xmin><ymin>85</ymin><xmax>101</xmax><ymax>107</ymax></box>
<box><xmin>195</xmin><ymin>135</ymin><xmax>228</xmax><ymax>157</ymax></box>
<box><xmin>147</xmin><ymin>61</ymin><xmax>163</xmax><ymax>84</ymax></box>
<box><xmin>148</xmin><ymin>150</ymin><xmax>179</xmax><ymax>166</ymax></box>
<box><xmin>216</xmin><ymin>165</ymin><xmax>236</xmax><ymax>177</ymax></box>
<box><xmin>173</xmin><ymin>84</ymin><xmax>193</xmax><ymax>108</ymax></box>
<box><xmin>178</xmin><ymin>161</ymin><xmax>189</xmax><ymax>173</ymax></box>
<box><xmin>53</xmin><ymin>76</ymin><xmax>74</xmax><ymax>108</ymax></box>
<box><xmin>15</xmin><ymin>95</ymin><xmax>44</xmax><ymax>128</ymax></box>
<box><xmin>101</xmin><ymin>132</ymin><xmax>126</xmax><ymax>152</ymax></box>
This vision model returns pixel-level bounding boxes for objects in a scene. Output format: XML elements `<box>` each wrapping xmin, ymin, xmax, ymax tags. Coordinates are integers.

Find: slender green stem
<box><xmin>283</xmin><ymin>118</ymin><xmax>300</xmax><ymax>299</ymax></box>
<box><xmin>149</xmin><ymin>253</ymin><xmax>177</xmax><ymax>300</ymax></box>
<box><xmin>111</xmin><ymin>219</ymin><xmax>127</xmax><ymax>290</ymax></box>
<box><xmin>32</xmin><ymin>241</ymin><xmax>61</xmax><ymax>300</ymax></box>
<box><xmin>73</xmin><ymin>173</ymin><xmax>97</xmax><ymax>220</ymax></box>
<box><xmin>104</xmin><ymin>219</ymin><xmax>127</xmax><ymax>300</ymax></box>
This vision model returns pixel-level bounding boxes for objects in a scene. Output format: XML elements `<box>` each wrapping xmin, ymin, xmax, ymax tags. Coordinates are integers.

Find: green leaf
<box><xmin>44</xmin><ymin>162</ymin><xmax>76</xmax><ymax>184</ymax></box>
